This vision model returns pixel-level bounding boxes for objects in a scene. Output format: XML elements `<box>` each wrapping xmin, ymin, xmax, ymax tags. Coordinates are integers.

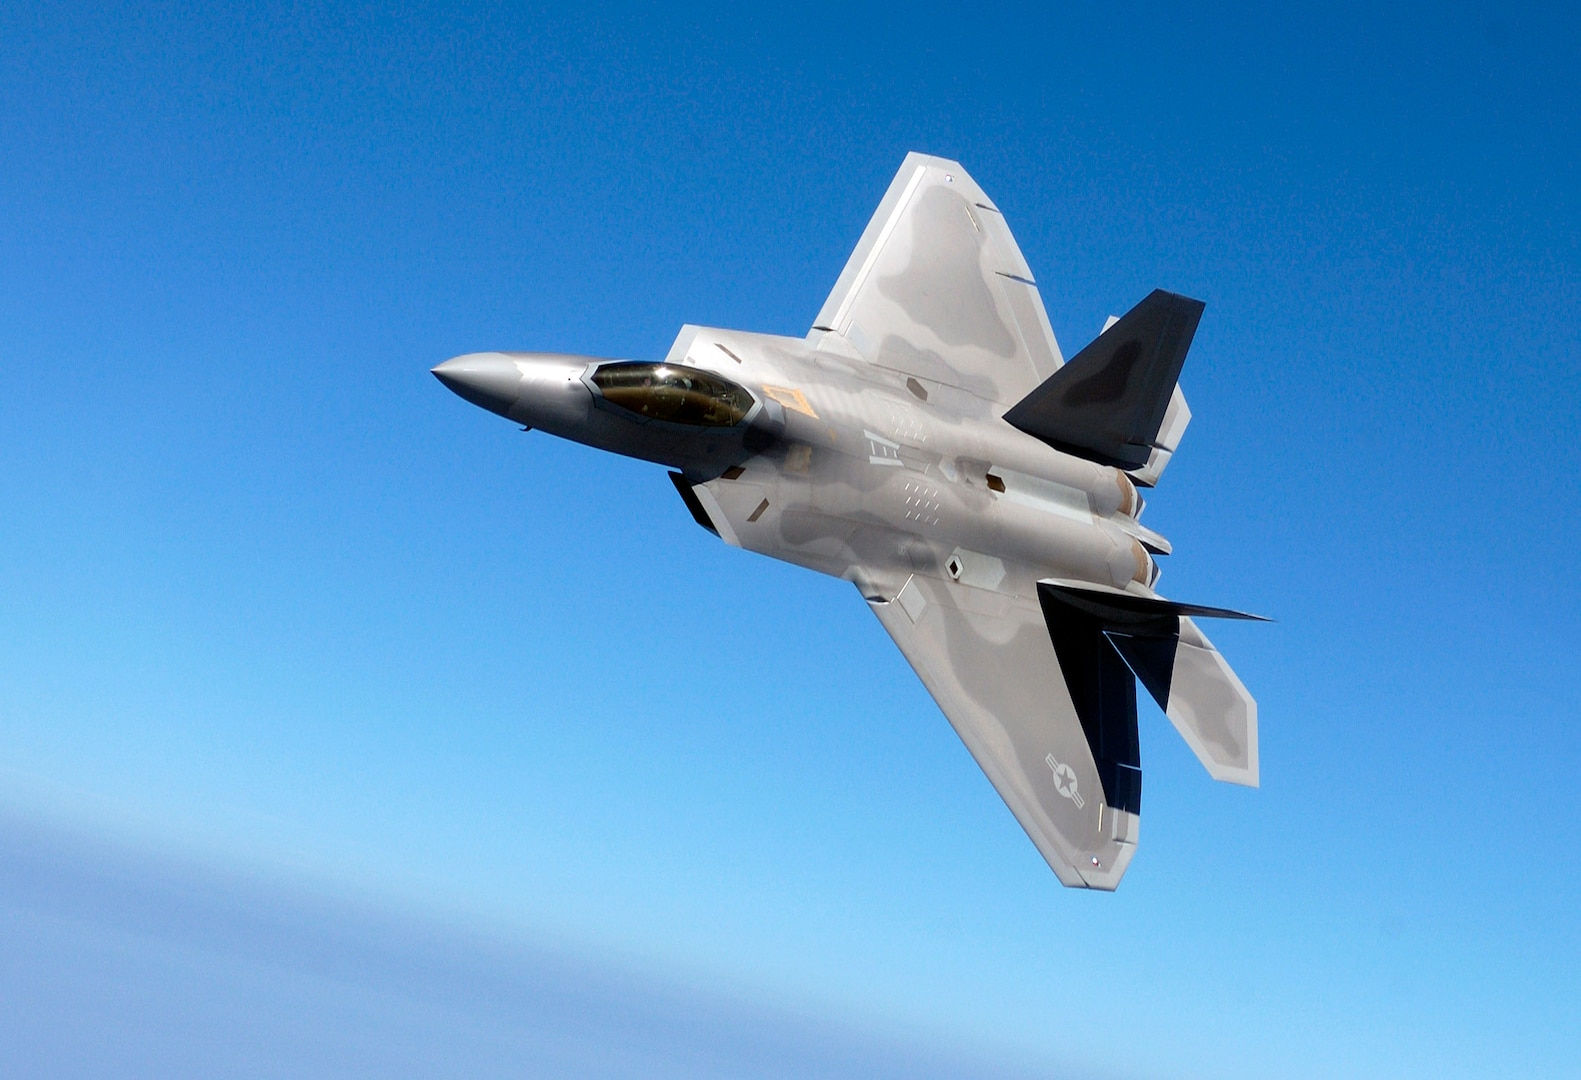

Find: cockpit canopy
<box><xmin>591</xmin><ymin>362</ymin><xmax>754</xmax><ymax>427</ymax></box>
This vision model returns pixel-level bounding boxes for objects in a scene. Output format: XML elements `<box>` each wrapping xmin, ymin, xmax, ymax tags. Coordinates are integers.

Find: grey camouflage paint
<box><xmin>432</xmin><ymin>154</ymin><xmax>1257</xmax><ymax>890</ymax></box>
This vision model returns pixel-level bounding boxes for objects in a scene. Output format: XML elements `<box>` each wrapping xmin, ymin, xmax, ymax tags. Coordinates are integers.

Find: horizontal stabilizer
<box><xmin>1038</xmin><ymin>580</ymin><xmax>1261</xmax><ymax>788</ymax></box>
<box><xmin>1158</xmin><ymin>616</ymin><xmax>1259</xmax><ymax>786</ymax></box>
<box><xmin>1003</xmin><ymin>290</ymin><xmax>1204</xmax><ymax>470</ymax></box>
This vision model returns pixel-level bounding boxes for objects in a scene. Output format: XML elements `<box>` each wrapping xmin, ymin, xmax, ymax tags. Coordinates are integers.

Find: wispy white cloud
<box><xmin>0</xmin><ymin>813</ymin><xmax>1054</xmax><ymax>1080</ymax></box>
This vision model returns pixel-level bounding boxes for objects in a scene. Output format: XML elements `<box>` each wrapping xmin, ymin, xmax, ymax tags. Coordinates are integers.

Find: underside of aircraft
<box><xmin>434</xmin><ymin>153</ymin><xmax>1263</xmax><ymax>889</ymax></box>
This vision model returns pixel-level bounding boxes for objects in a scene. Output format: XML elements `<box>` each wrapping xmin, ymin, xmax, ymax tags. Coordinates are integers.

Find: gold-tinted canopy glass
<box><xmin>592</xmin><ymin>362</ymin><xmax>754</xmax><ymax>427</ymax></box>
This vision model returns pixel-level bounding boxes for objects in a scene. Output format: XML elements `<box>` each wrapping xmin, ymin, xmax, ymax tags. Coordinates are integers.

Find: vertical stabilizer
<box><xmin>1003</xmin><ymin>290</ymin><xmax>1203</xmax><ymax>473</ymax></box>
<box><xmin>1127</xmin><ymin>385</ymin><xmax>1191</xmax><ymax>488</ymax></box>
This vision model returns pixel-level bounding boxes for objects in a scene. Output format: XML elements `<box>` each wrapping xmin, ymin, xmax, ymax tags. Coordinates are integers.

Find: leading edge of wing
<box><xmin>867</xmin><ymin>573</ymin><xmax>1139</xmax><ymax>890</ymax></box>
<box><xmin>809</xmin><ymin>153</ymin><xmax>1064</xmax><ymax>406</ymax></box>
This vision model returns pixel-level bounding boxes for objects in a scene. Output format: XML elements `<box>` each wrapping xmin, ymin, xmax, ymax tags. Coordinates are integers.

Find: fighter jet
<box><xmin>433</xmin><ymin>153</ymin><xmax>1262</xmax><ymax>890</ymax></box>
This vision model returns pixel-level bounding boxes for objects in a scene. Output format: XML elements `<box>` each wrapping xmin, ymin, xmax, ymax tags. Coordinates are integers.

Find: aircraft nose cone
<box><xmin>432</xmin><ymin>354</ymin><xmax>523</xmax><ymax>418</ymax></box>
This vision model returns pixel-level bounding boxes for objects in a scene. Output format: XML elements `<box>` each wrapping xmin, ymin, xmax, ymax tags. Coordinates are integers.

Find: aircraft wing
<box><xmin>811</xmin><ymin>153</ymin><xmax>1064</xmax><ymax>409</ymax></box>
<box><xmin>868</xmin><ymin>573</ymin><xmax>1140</xmax><ymax>889</ymax></box>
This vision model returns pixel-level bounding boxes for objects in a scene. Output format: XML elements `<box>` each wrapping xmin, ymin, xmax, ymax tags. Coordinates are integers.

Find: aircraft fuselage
<box><xmin>434</xmin><ymin>329</ymin><xmax>1161</xmax><ymax>609</ymax></box>
<box><xmin>432</xmin><ymin>153</ymin><xmax>1260</xmax><ymax>890</ymax></box>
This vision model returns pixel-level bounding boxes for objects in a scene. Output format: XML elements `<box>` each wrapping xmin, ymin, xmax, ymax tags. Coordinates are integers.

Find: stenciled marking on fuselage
<box><xmin>901</xmin><ymin>480</ymin><xmax>942</xmax><ymax>526</ymax></box>
<box><xmin>864</xmin><ymin>429</ymin><xmax>904</xmax><ymax>466</ymax></box>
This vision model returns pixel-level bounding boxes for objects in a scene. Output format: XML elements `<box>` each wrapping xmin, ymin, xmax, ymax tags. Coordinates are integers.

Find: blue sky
<box><xmin>1</xmin><ymin>2</ymin><xmax>1578</xmax><ymax>1076</ymax></box>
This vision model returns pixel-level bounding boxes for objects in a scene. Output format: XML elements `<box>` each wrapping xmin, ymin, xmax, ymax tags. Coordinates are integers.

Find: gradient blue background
<box><xmin>1</xmin><ymin>2</ymin><xmax>1577</xmax><ymax>1076</ymax></box>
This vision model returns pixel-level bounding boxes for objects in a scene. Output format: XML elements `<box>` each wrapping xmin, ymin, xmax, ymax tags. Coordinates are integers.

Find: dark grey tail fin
<box><xmin>1004</xmin><ymin>290</ymin><xmax>1204</xmax><ymax>471</ymax></box>
<box><xmin>1038</xmin><ymin>580</ymin><xmax>1264</xmax><ymax>794</ymax></box>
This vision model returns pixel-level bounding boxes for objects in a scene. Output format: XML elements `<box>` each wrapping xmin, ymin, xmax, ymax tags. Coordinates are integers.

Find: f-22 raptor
<box><xmin>434</xmin><ymin>154</ymin><xmax>1263</xmax><ymax>890</ymax></box>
